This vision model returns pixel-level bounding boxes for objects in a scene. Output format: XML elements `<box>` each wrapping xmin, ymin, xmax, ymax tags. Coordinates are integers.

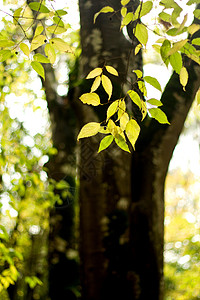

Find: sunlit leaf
<box><xmin>170</xmin><ymin>52</ymin><xmax>182</xmax><ymax>74</ymax></box>
<box><xmin>45</xmin><ymin>44</ymin><xmax>56</xmax><ymax>64</ymax></box>
<box><xmin>141</xmin><ymin>101</ymin><xmax>147</xmax><ymax>121</ymax></box>
<box><xmin>192</xmin><ymin>38</ymin><xmax>200</xmax><ymax>46</ymax></box>
<box><xmin>77</xmin><ymin>122</ymin><xmax>101</xmax><ymax>140</ymax></box>
<box><xmin>115</xmin><ymin>134</ymin><xmax>130</xmax><ymax>152</ymax></box>
<box><xmin>160</xmin><ymin>39</ymin><xmax>171</xmax><ymax>66</ymax></box>
<box><xmin>121</xmin><ymin>7</ymin><xmax>127</xmax><ymax>17</ymax></box>
<box><xmin>30</xmin><ymin>35</ymin><xmax>46</xmax><ymax>52</ymax></box>
<box><xmin>86</xmin><ymin>67</ymin><xmax>102</xmax><ymax>79</ymax></box>
<box><xmin>149</xmin><ymin>108</ymin><xmax>170</xmax><ymax>124</ymax></box>
<box><xmin>179</xmin><ymin>66</ymin><xmax>188</xmax><ymax>90</ymax></box>
<box><xmin>55</xmin><ymin>9</ymin><xmax>68</xmax><ymax>16</ymax></box>
<box><xmin>31</xmin><ymin>61</ymin><xmax>45</xmax><ymax>79</ymax></box>
<box><xmin>46</xmin><ymin>25</ymin><xmax>67</xmax><ymax>34</ymax></box>
<box><xmin>133</xmin><ymin>69</ymin><xmax>143</xmax><ymax>78</ymax></box>
<box><xmin>144</xmin><ymin>76</ymin><xmax>162</xmax><ymax>92</ymax></box>
<box><xmin>118</xmin><ymin>99</ymin><xmax>126</xmax><ymax>120</ymax></box>
<box><xmin>91</xmin><ymin>76</ymin><xmax>101</xmax><ymax>92</ymax></box>
<box><xmin>105</xmin><ymin>65</ymin><xmax>119</xmax><ymax>76</ymax></box>
<box><xmin>19</xmin><ymin>43</ymin><xmax>29</xmax><ymax>57</ymax></box>
<box><xmin>34</xmin><ymin>25</ymin><xmax>44</xmax><ymax>37</ymax></box>
<box><xmin>147</xmin><ymin>98</ymin><xmax>163</xmax><ymax>107</ymax></box>
<box><xmin>106</xmin><ymin>100</ymin><xmax>119</xmax><ymax>121</ymax></box>
<box><xmin>29</xmin><ymin>2</ymin><xmax>50</xmax><ymax>13</ymax></box>
<box><xmin>128</xmin><ymin>90</ymin><xmax>141</xmax><ymax>108</ymax></box>
<box><xmin>121</xmin><ymin>0</ymin><xmax>130</xmax><ymax>5</ymax></box>
<box><xmin>98</xmin><ymin>135</ymin><xmax>114</xmax><ymax>152</ymax></box>
<box><xmin>133</xmin><ymin>1</ymin><xmax>153</xmax><ymax>21</ymax></box>
<box><xmin>135</xmin><ymin>44</ymin><xmax>142</xmax><ymax>55</ymax></box>
<box><xmin>120</xmin><ymin>112</ymin><xmax>129</xmax><ymax>131</ymax></box>
<box><xmin>121</xmin><ymin>12</ymin><xmax>133</xmax><ymax>29</ymax></box>
<box><xmin>33</xmin><ymin>53</ymin><xmax>50</xmax><ymax>63</ymax></box>
<box><xmin>102</xmin><ymin>74</ymin><xmax>112</xmax><ymax>100</ymax></box>
<box><xmin>13</xmin><ymin>8</ymin><xmax>22</xmax><ymax>24</ymax></box>
<box><xmin>94</xmin><ymin>6</ymin><xmax>114</xmax><ymax>23</ymax></box>
<box><xmin>79</xmin><ymin>93</ymin><xmax>101</xmax><ymax>106</ymax></box>
<box><xmin>196</xmin><ymin>89</ymin><xmax>200</xmax><ymax>105</ymax></box>
<box><xmin>0</xmin><ymin>50</ymin><xmax>12</xmax><ymax>62</ymax></box>
<box><xmin>53</xmin><ymin>17</ymin><xmax>64</xmax><ymax>27</ymax></box>
<box><xmin>50</xmin><ymin>38</ymin><xmax>72</xmax><ymax>52</ymax></box>
<box><xmin>0</xmin><ymin>40</ymin><xmax>15</xmax><ymax>47</ymax></box>
<box><xmin>138</xmin><ymin>81</ymin><xmax>147</xmax><ymax>97</ymax></box>
<box><xmin>125</xmin><ymin>119</ymin><xmax>140</xmax><ymax>150</ymax></box>
<box><xmin>135</xmin><ymin>23</ymin><xmax>148</xmax><ymax>46</ymax></box>
<box><xmin>167</xmin><ymin>39</ymin><xmax>188</xmax><ymax>56</ymax></box>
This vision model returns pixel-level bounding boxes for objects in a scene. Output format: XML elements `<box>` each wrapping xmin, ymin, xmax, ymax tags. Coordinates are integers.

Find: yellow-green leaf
<box><xmin>121</xmin><ymin>0</ymin><xmax>130</xmax><ymax>5</ymax></box>
<box><xmin>34</xmin><ymin>25</ymin><xmax>44</xmax><ymax>37</ymax></box>
<box><xmin>135</xmin><ymin>44</ymin><xmax>142</xmax><ymax>55</ymax></box>
<box><xmin>94</xmin><ymin>6</ymin><xmax>114</xmax><ymax>23</ymax></box>
<box><xmin>128</xmin><ymin>90</ymin><xmax>141</xmax><ymax>108</ymax></box>
<box><xmin>29</xmin><ymin>2</ymin><xmax>50</xmax><ymax>13</ymax></box>
<box><xmin>106</xmin><ymin>100</ymin><xmax>119</xmax><ymax>121</ymax></box>
<box><xmin>118</xmin><ymin>99</ymin><xmax>126</xmax><ymax>120</ymax></box>
<box><xmin>77</xmin><ymin>122</ymin><xmax>100</xmax><ymax>140</ymax></box>
<box><xmin>79</xmin><ymin>93</ymin><xmax>100</xmax><ymax>106</ymax></box>
<box><xmin>86</xmin><ymin>67</ymin><xmax>103</xmax><ymax>79</ymax></box>
<box><xmin>147</xmin><ymin>98</ymin><xmax>163</xmax><ymax>107</ymax></box>
<box><xmin>125</xmin><ymin>119</ymin><xmax>140</xmax><ymax>150</ymax></box>
<box><xmin>102</xmin><ymin>74</ymin><xmax>112</xmax><ymax>100</ymax></box>
<box><xmin>20</xmin><ymin>43</ymin><xmax>30</xmax><ymax>57</ymax></box>
<box><xmin>0</xmin><ymin>40</ymin><xmax>15</xmax><ymax>47</ymax></box>
<box><xmin>179</xmin><ymin>66</ymin><xmax>188</xmax><ymax>90</ymax></box>
<box><xmin>50</xmin><ymin>38</ymin><xmax>72</xmax><ymax>52</ymax></box>
<box><xmin>98</xmin><ymin>135</ymin><xmax>114</xmax><ymax>152</ymax></box>
<box><xmin>33</xmin><ymin>53</ymin><xmax>50</xmax><ymax>63</ymax></box>
<box><xmin>46</xmin><ymin>25</ymin><xmax>67</xmax><ymax>34</ymax></box>
<box><xmin>99</xmin><ymin>126</ymin><xmax>110</xmax><ymax>134</ymax></box>
<box><xmin>107</xmin><ymin>119</ymin><xmax>118</xmax><ymax>136</ymax></box>
<box><xmin>120</xmin><ymin>112</ymin><xmax>129</xmax><ymax>131</ymax></box>
<box><xmin>138</xmin><ymin>81</ymin><xmax>147</xmax><ymax>97</ymax></box>
<box><xmin>143</xmin><ymin>76</ymin><xmax>162</xmax><ymax>92</ymax></box>
<box><xmin>91</xmin><ymin>76</ymin><xmax>101</xmax><ymax>92</ymax></box>
<box><xmin>149</xmin><ymin>108</ymin><xmax>170</xmax><ymax>124</ymax></box>
<box><xmin>45</xmin><ymin>44</ymin><xmax>56</xmax><ymax>64</ymax></box>
<box><xmin>121</xmin><ymin>7</ymin><xmax>127</xmax><ymax>17</ymax></box>
<box><xmin>169</xmin><ymin>51</ymin><xmax>182</xmax><ymax>74</ymax></box>
<box><xmin>13</xmin><ymin>8</ymin><xmax>22</xmax><ymax>24</ymax></box>
<box><xmin>133</xmin><ymin>69</ymin><xmax>143</xmax><ymax>78</ymax></box>
<box><xmin>196</xmin><ymin>89</ymin><xmax>200</xmax><ymax>105</ymax></box>
<box><xmin>167</xmin><ymin>39</ymin><xmax>188</xmax><ymax>56</ymax></box>
<box><xmin>115</xmin><ymin>134</ymin><xmax>130</xmax><ymax>152</ymax></box>
<box><xmin>135</xmin><ymin>23</ymin><xmax>148</xmax><ymax>46</ymax></box>
<box><xmin>31</xmin><ymin>61</ymin><xmax>45</xmax><ymax>79</ymax></box>
<box><xmin>105</xmin><ymin>65</ymin><xmax>119</xmax><ymax>76</ymax></box>
<box><xmin>121</xmin><ymin>12</ymin><xmax>133</xmax><ymax>29</ymax></box>
<box><xmin>0</xmin><ymin>50</ymin><xmax>12</xmax><ymax>62</ymax></box>
<box><xmin>30</xmin><ymin>35</ymin><xmax>46</xmax><ymax>52</ymax></box>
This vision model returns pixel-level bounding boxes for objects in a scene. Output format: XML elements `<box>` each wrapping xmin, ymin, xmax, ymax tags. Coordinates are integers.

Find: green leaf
<box><xmin>128</xmin><ymin>90</ymin><xmax>141</xmax><ymax>108</ymax></box>
<box><xmin>138</xmin><ymin>81</ymin><xmax>147</xmax><ymax>97</ymax></box>
<box><xmin>147</xmin><ymin>98</ymin><xmax>163</xmax><ymax>107</ymax></box>
<box><xmin>169</xmin><ymin>52</ymin><xmax>182</xmax><ymax>74</ymax></box>
<box><xmin>34</xmin><ymin>25</ymin><xmax>44</xmax><ymax>37</ymax></box>
<box><xmin>106</xmin><ymin>100</ymin><xmax>119</xmax><ymax>121</ymax></box>
<box><xmin>29</xmin><ymin>2</ymin><xmax>50</xmax><ymax>13</ymax></box>
<box><xmin>194</xmin><ymin>9</ymin><xmax>200</xmax><ymax>19</ymax></box>
<box><xmin>121</xmin><ymin>7</ymin><xmax>127</xmax><ymax>17</ymax></box>
<box><xmin>121</xmin><ymin>12</ymin><xmax>133</xmax><ymax>29</ymax></box>
<box><xmin>55</xmin><ymin>9</ymin><xmax>68</xmax><ymax>16</ymax></box>
<box><xmin>149</xmin><ymin>108</ymin><xmax>170</xmax><ymax>124</ymax></box>
<box><xmin>91</xmin><ymin>76</ymin><xmax>101</xmax><ymax>92</ymax></box>
<box><xmin>144</xmin><ymin>76</ymin><xmax>162</xmax><ymax>92</ymax></box>
<box><xmin>86</xmin><ymin>67</ymin><xmax>102</xmax><ymax>79</ymax></box>
<box><xmin>135</xmin><ymin>23</ymin><xmax>148</xmax><ymax>46</ymax></box>
<box><xmin>105</xmin><ymin>65</ymin><xmax>119</xmax><ymax>76</ymax></box>
<box><xmin>196</xmin><ymin>89</ymin><xmax>200</xmax><ymax>105</ymax></box>
<box><xmin>125</xmin><ymin>119</ymin><xmax>140</xmax><ymax>150</ymax></box>
<box><xmin>135</xmin><ymin>44</ymin><xmax>142</xmax><ymax>55</ymax></box>
<box><xmin>179</xmin><ymin>66</ymin><xmax>188</xmax><ymax>90</ymax></box>
<box><xmin>50</xmin><ymin>38</ymin><xmax>72</xmax><ymax>52</ymax></box>
<box><xmin>160</xmin><ymin>39</ymin><xmax>171</xmax><ymax>66</ymax></box>
<box><xmin>94</xmin><ymin>6</ymin><xmax>114</xmax><ymax>23</ymax></box>
<box><xmin>33</xmin><ymin>53</ymin><xmax>50</xmax><ymax>63</ymax></box>
<box><xmin>121</xmin><ymin>0</ymin><xmax>130</xmax><ymax>5</ymax></box>
<box><xmin>46</xmin><ymin>25</ymin><xmax>67</xmax><ymax>34</ymax></box>
<box><xmin>192</xmin><ymin>38</ymin><xmax>200</xmax><ymax>46</ymax></box>
<box><xmin>102</xmin><ymin>75</ymin><xmax>112</xmax><ymax>100</ymax></box>
<box><xmin>133</xmin><ymin>69</ymin><xmax>143</xmax><ymax>78</ymax></box>
<box><xmin>98</xmin><ymin>135</ymin><xmax>114</xmax><ymax>152</ymax></box>
<box><xmin>53</xmin><ymin>17</ymin><xmax>64</xmax><ymax>27</ymax></box>
<box><xmin>79</xmin><ymin>93</ymin><xmax>101</xmax><ymax>106</ymax></box>
<box><xmin>0</xmin><ymin>50</ymin><xmax>12</xmax><ymax>62</ymax></box>
<box><xmin>31</xmin><ymin>61</ymin><xmax>45</xmax><ymax>79</ymax></box>
<box><xmin>115</xmin><ymin>134</ymin><xmax>130</xmax><ymax>153</ymax></box>
<box><xmin>30</xmin><ymin>35</ymin><xmax>46</xmax><ymax>52</ymax></box>
<box><xmin>118</xmin><ymin>99</ymin><xmax>126</xmax><ymax>120</ymax></box>
<box><xmin>77</xmin><ymin>122</ymin><xmax>100</xmax><ymax>140</ymax></box>
<box><xmin>159</xmin><ymin>11</ymin><xmax>171</xmax><ymax>22</ymax></box>
<box><xmin>45</xmin><ymin>44</ymin><xmax>56</xmax><ymax>64</ymax></box>
<box><xmin>13</xmin><ymin>8</ymin><xmax>22</xmax><ymax>24</ymax></box>
<box><xmin>187</xmin><ymin>0</ymin><xmax>200</xmax><ymax>4</ymax></box>
<box><xmin>20</xmin><ymin>43</ymin><xmax>30</xmax><ymax>57</ymax></box>
<box><xmin>120</xmin><ymin>112</ymin><xmax>129</xmax><ymax>131</ymax></box>
<box><xmin>167</xmin><ymin>39</ymin><xmax>188</xmax><ymax>56</ymax></box>
<box><xmin>133</xmin><ymin>1</ymin><xmax>153</xmax><ymax>20</ymax></box>
<box><xmin>0</xmin><ymin>40</ymin><xmax>15</xmax><ymax>47</ymax></box>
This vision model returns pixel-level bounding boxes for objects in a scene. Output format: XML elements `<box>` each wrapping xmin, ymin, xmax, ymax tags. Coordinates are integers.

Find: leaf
<box><xmin>79</xmin><ymin>93</ymin><xmax>100</xmax><ymax>106</ymax></box>
<box><xmin>147</xmin><ymin>98</ymin><xmax>163</xmax><ymax>107</ymax></box>
<box><xmin>133</xmin><ymin>69</ymin><xmax>143</xmax><ymax>78</ymax></box>
<box><xmin>99</xmin><ymin>126</ymin><xmax>110</xmax><ymax>134</ymax></box>
<box><xmin>0</xmin><ymin>50</ymin><xmax>12</xmax><ymax>62</ymax></box>
<box><xmin>13</xmin><ymin>8</ymin><xmax>22</xmax><ymax>24</ymax></box>
<box><xmin>135</xmin><ymin>44</ymin><xmax>142</xmax><ymax>55</ymax></box>
<box><xmin>169</xmin><ymin>52</ymin><xmax>182</xmax><ymax>74</ymax></box>
<box><xmin>115</xmin><ymin>134</ymin><xmax>130</xmax><ymax>153</ymax></box>
<box><xmin>121</xmin><ymin>0</ymin><xmax>130</xmax><ymax>5</ymax></box>
<box><xmin>102</xmin><ymin>75</ymin><xmax>112</xmax><ymax>100</ymax></box>
<box><xmin>135</xmin><ymin>23</ymin><xmax>148</xmax><ymax>46</ymax></box>
<box><xmin>33</xmin><ymin>53</ymin><xmax>50</xmax><ymax>63</ymax></box>
<box><xmin>192</xmin><ymin>38</ymin><xmax>200</xmax><ymax>46</ymax></box>
<box><xmin>138</xmin><ymin>81</ymin><xmax>147</xmax><ymax>96</ymax></box>
<box><xmin>94</xmin><ymin>6</ymin><xmax>114</xmax><ymax>23</ymax></box>
<box><xmin>106</xmin><ymin>100</ymin><xmax>119</xmax><ymax>121</ymax></box>
<box><xmin>19</xmin><ymin>43</ymin><xmax>30</xmax><ymax>57</ymax></box>
<box><xmin>133</xmin><ymin>1</ymin><xmax>153</xmax><ymax>20</ymax></box>
<box><xmin>118</xmin><ymin>99</ymin><xmax>126</xmax><ymax>120</ymax></box>
<box><xmin>34</xmin><ymin>25</ymin><xmax>44</xmax><ymax>37</ymax></box>
<box><xmin>194</xmin><ymin>9</ymin><xmax>200</xmax><ymax>19</ymax></box>
<box><xmin>107</xmin><ymin>119</ymin><xmax>118</xmax><ymax>136</ymax></box>
<box><xmin>53</xmin><ymin>17</ymin><xmax>64</xmax><ymax>27</ymax></box>
<box><xmin>167</xmin><ymin>39</ymin><xmax>188</xmax><ymax>56</ymax></box>
<box><xmin>50</xmin><ymin>38</ymin><xmax>72</xmax><ymax>52</ymax></box>
<box><xmin>160</xmin><ymin>39</ymin><xmax>171</xmax><ymax>66</ymax></box>
<box><xmin>77</xmin><ymin>122</ymin><xmax>100</xmax><ymax>140</ymax></box>
<box><xmin>128</xmin><ymin>90</ymin><xmax>141</xmax><ymax>108</ymax></box>
<box><xmin>31</xmin><ymin>61</ymin><xmax>45</xmax><ymax>79</ymax></box>
<box><xmin>121</xmin><ymin>12</ymin><xmax>133</xmax><ymax>29</ymax></box>
<box><xmin>45</xmin><ymin>44</ymin><xmax>56</xmax><ymax>64</ymax></box>
<box><xmin>196</xmin><ymin>89</ymin><xmax>200</xmax><ymax>105</ymax></box>
<box><xmin>120</xmin><ymin>112</ymin><xmax>129</xmax><ymax>131</ymax></box>
<box><xmin>91</xmin><ymin>76</ymin><xmax>101</xmax><ymax>92</ymax></box>
<box><xmin>121</xmin><ymin>7</ymin><xmax>127</xmax><ymax>17</ymax></box>
<box><xmin>143</xmin><ymin>76</ymin><xmax>162</xmax><ymax>92</ymax></box>
<box><xmin>30</xmin><ymin>35</ymin><xmax>46</xmax><ymax>52</ymax></box>
<box><xmin>86</xmin><ymin>67</ymin><xmax>102</xmax><ymax>79</ymax></box>
<box><xmin>55</xmin><ymin>9</ymin><xmax>68</xmax><ymax>16</ymax></box>
<box><xmin>187</xmin><ymin>0</ymin><xmax>200</xmax><ymax>4</ymax></box>
<box><xmin>46</xmin><ymin>25</ymin><xmax>67</xmax><ymax>34</ymax></box>
<box><xmin>179</xmin><ymin>67</ymin><xmax>188</xmax><ymax>90</ymax></box>
<box><xmin>98</xmin><ymin>135</ymin><xmax>114</xmax><ymax>152</ymax></box>
<box><xmin>0</xmin><ymin>40</ymin><xmax>15</xmax><ymax>47</ymax></box>
<box><xmin>188</xmin><ymin>24</ymin><xmax>200</xmax><ymax>35</ymax></box>
<box><xmin>149</xmin><ymin>108</ymin><xmax>170</xmax><ymax>124</ymax></box>
<box><xmin>125</xmin><ymin>119</ymin><xmax>140</xmax><ymax>150</ymax></box>
<box><xmin>29</xmin><ymin>2</ymin><xmax>50</xmax><ymax>13</ymax></box>
<box><xmin>105</xmin><ymin>65</ymin><xmax>119</xmax><ymax>76</ymax></box>
<box><xmin>141</xmin><ymin>101</ymin><xmax>147</xmax><ymax>121</ymax></box>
